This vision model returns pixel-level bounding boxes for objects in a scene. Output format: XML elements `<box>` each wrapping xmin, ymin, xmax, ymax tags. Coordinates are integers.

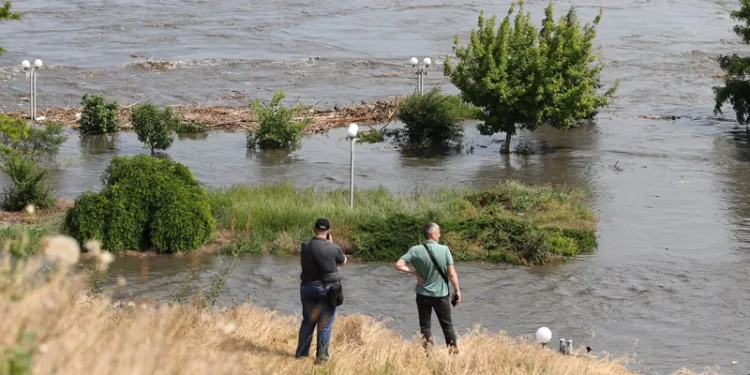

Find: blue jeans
<box><xmin>295</xmin><ymin>284</ymin><xmax>337</xmax><ymax>362</ymax></box>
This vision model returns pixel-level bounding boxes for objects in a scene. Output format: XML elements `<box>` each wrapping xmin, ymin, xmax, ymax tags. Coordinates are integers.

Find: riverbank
<box><xmin>0</xmin><ymin>181</ymin><xmax>597</xmax><ymax>265</ymax></box>
<box><xmin>5</xmin><ymin>97</ymin><xmax>403</xmax><ymax>133</ymax></box>
<box><xmin>1</xmin><ymin>240</ymin><xmax>684</xmax><ymax>375</ymax></box>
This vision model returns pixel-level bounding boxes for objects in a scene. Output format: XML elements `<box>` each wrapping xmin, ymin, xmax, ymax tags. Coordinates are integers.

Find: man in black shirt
<box><xmin>295</xmin><ymin>218</ymin><xmax>347</xmax><ymax>364</ymax></box>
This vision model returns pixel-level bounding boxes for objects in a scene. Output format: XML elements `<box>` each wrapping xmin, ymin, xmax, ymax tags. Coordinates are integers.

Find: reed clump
<box><xmin>0</xmin><ymin>235</ymin><xmax>705</xmax><ymax>375</ymax></box>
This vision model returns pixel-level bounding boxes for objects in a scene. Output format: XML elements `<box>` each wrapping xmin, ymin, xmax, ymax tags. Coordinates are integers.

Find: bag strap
<box><xmin>423</xmin><ymin>243</ymin><xmax>450</xmax><ymax>291</ymax></box>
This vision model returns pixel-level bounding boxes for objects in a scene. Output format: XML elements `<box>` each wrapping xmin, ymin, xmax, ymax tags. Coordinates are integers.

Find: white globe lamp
<box><xmin>409</xmin><ymin>57</ymin><xmax>418</xmax><ymax>66</ymax></box>
<box><xmin>34</xmin><ymin>59</ymin><xmax>43</xmax><ymax>68</ymax></box>
<box><xmin>535</xmin><ymin>327</ymin><xmax>552</xmax><ymax>347</ymax></box>
<box><xmin>21</xmin><ymin>60</ymin><xmax>30</xmax><ymax>70</ymax></box>
<box><xmin>423</xmin><ymin>57</ymin><xmax>432</xmax><ymax>67</ymax></box>
<box><xmin>347</xmin><ymin>123</ymin><xmax>359</xmax><ymax>138</ymax></box>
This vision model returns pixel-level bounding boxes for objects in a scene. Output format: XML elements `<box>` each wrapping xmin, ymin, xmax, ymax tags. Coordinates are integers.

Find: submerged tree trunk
<box><xmin>502</xmin><ymin>131</ymin><xmax>512</xmax><ymax>155</ymax></box>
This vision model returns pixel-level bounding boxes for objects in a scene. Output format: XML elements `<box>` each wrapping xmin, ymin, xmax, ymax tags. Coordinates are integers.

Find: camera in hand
<box><xmin>451</xmin><ymin>293</ymin><xmax>459</xmax><ymax>307</ymax></box>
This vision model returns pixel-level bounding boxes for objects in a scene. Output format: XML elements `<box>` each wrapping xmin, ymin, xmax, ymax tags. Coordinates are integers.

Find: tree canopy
<box><xmin>444</xmin><ymin>1</ymin><xmax>617</xmax><ymax>154</ymax></box>
<box><xmin>713</xmin><ymin>0</ymin><xmax>750</xmax><ymax>127</ymax></box>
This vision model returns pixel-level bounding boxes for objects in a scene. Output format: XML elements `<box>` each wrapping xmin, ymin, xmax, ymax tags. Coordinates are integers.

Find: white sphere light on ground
<box><xmin>21</xmin><ymin>60</ymin><xmax>30</xmax><ymax>69</ymax></box>
<box><xmin>34</xmin><ymin>59</ymin><xmax>43</xmax><ymax>68</ymax></box>
<box><xmin>535</xmin><ymin>327</ymin><xmax>552</xmax><ymax>344</ymax></box>
<box><xmin>410</xmin><ymin>57</ymin><xmax>418</xmax><ymax>66</ymax></box>
<box><xmin>423</xmin><ymin>57</ymin><xmax>431</xmax><ymax>66</ymax></box>
<box><xmin>347</xmin><ymin>123</ymin><xmax>359</xmax><ymax>138</ymax></box>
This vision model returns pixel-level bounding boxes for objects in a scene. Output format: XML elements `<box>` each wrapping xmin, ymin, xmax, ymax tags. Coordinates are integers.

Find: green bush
<box><xmin>246</xmin><ymin>91</ymin><xmax>311</xmax><ymax>150</ymax></box>
<box><xmin>79</xmin><ymin>93</ymin><xmax>120</xmax><ymax>134</ymax></box>
<box><xmin>63</xmin><ymin>191</ymin><xmax>109</xmax><ymax>247</ymax></box>
<box><xmin>356</xmin><ymin>130</ymin><xmax>385</xmax><ymax>144</ymax></box>
<box><xmin>0</xmin><ymin>156</ymin><xmax>53</xmax><ymax>211</ymax></box>
<box><xmin>64</xmin><ymin>155</ymin><xmax>214</xmax><ymax>253</ymax></box>
<box><xmin>0</xmin><ymin>116</ymin><xmax>66</xmax><ymax>211</ymax></box>
<box><xmin>150</xmin><ymin>186</ymin><xmax>214</xmax><ymax>253</ymax></box>
<box><xmin>131</xmin><ymin>102</ymin><xmax>178</xmax><ymax>154</ymax></box>
<box><xmin>396</xmin><ymin>88</ymin><xmax>466</xmax><ymax>149</ymax></box>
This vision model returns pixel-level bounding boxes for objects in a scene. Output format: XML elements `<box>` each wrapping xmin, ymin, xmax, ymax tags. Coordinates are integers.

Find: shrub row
<box><xmin>64</xmin><ymin>155</ymin><xmax>214</xmax><ymax>253</ymax></box>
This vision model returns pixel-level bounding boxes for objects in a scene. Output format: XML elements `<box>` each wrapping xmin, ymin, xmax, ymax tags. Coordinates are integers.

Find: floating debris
<box><xmin>6</xmin><ymin>97</ymin><xmax>404</xmax><ymax>133</ymax></box>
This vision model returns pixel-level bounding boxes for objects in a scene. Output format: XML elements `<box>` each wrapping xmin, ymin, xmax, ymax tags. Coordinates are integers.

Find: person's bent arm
<box><xmin>394</xmin><ymin>259</ymin><xmax>424</xmax><ymax>284</ymax></box>
<box><xmin>448</xmin><ymin>265</ymin><xmax>461</xmax><ymax>302</ymax></box>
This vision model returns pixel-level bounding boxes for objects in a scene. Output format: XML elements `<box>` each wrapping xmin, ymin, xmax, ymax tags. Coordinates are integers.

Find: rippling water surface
<box><xmin>1</xmin><ymin>1</ymin><xmax>749</xmax><ymax>374</ymax></box>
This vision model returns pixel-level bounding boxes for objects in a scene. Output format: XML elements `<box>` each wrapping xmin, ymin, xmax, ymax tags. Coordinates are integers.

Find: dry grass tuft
<box><xmin>0</xmin><ymin>236</ymin><xmax>711</xmax><ymax>375</ymax></box>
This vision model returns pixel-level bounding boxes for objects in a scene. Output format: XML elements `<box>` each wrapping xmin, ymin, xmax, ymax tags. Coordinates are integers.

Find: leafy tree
<box><xmin>444</xmin><ymin>2</ymin><xmax>617</xmax><ymax>154</ymax></box>
<box><xmin>0</xmin><ymin>115</ymin><xmax>67</xmax><ymax>211</ymax></box>
<box><xmin>714</xmin><ymin>0</ymin><xmax>750</xmax><ymax>128</ymax></box>
<box><xmin>131</xmin><ymin>101</ymin><xmax>178</xmax><ymax>155</ymax></box>
<box><xmin>246</xmin><ymin>91</ymin><xmax>311</xmax><ymax>150</ymax></box>
<box><xmin>79</xmin><ymin>93</ymin><xmax>120</xmax><ymax>134</ymax></box>
<box><xmin>0</xmin><ymin>1</ymin><xmax>21</xmax><ymax>54</ymax></box>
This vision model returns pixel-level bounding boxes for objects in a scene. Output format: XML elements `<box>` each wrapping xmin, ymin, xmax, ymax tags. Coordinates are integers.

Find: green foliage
<box><xmin>356</xmin><ymin>130</ymin><xmax>385</xmax><ymax>144</ymax></box>
<box><xmin>444</xmin><ymin>2</ymin><xmax>617</xmax><ymax>154</ymax></box>
<box><xmin>131</xmin><ymin>102</ymin><xmax>178</xmax><ymax>154</ymax></box>
<box><xmin>175</xmin><ymin>121</ymin><xmax>209</xmax><ymax>134</ymax></box>
<box><xmin>396</xmin><ymin>88</ymin><xmax>466</xmax><ymax>149</ymax></box>
<box><xmin>150</xmin><ymin>187</ymin><xmax>214</xmax><ymax>253</ymax></box>
<box><xmin>63</xmin><ymin>155</ymin><xmax>214</xmax><ymax>253</ymax></box>
<box><xmin>714</xmin><ymin>0</ymin><xmax>750</xmax><ymax>126</ymax></box>
<box><xmin>0</xmin><ymin>116</ymin><xmax>67</xmax><ymax>211</ymax></box>
<box><xmin>0</xmin><ymin>157</ymin><xmax>53</xmax><ymax>211</ymax></box>
<box><xmin>0</xmin><ymin>329</ymin><xmax>34</xmax><ymax>375</ymax></box>
<box><xmin>208</xmin><ymin>181</ymin><xmax>597</xmax><ymax>265</ymax></box>
<box><xmin>246</xmin><ymin>91</ymin><xmax>311</xmax><ymax>150</ymax></box>
<box><xmin>0</xmin><ymin>1</ymin><xmax>21</xmax><ymax>55</ymax></box>
<box><xmin>79</xmin><ymin>93</ymin><xmax>120</xmax><ymax>134</ymax></box>
<box><xmin>0</xmin><ymin>218</ymin><xmax>61</xmax><ymax>258</ymax></box>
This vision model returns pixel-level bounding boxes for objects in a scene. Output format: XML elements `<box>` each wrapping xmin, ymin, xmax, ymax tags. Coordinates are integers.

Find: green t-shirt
<box><xmin>400</xmin><ymin>240</ymin><xmax>454</xmax><ymax>297</ymax></box>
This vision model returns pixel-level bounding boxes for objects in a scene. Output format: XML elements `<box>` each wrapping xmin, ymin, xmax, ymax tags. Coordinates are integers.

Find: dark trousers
<box><xmin>416</xmin><ymin>293</ymin><xmax>457</xmax><ymax>348</ymax></box>
<box><xmin>295</xmin><ymin>285</ymin><xmax>337</xmax><ymax>363</ymax></box>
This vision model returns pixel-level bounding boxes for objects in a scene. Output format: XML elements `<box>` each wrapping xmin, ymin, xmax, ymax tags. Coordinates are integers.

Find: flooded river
<box><xmin>2</xmin><ymin>0</ymin><xmax>750</xmax><ymax>374</ymax></box>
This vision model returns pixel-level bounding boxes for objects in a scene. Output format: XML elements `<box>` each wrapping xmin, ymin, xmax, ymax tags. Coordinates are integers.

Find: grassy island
<box><xmin>209</xmin><ymin>181</ymin><xmax>597</xmax><ymax>265</ymax></box>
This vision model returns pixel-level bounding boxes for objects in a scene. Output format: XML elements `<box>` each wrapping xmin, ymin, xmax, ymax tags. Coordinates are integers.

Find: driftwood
<box><xmin>5</xmin><ymin>96</ymin><xmax>405</xmax><ymax>134</ymax></box>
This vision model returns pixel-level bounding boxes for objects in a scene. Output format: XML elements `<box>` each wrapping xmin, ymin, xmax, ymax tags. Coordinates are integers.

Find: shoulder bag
<box><xmin>423</xmin><ymin>243</ymin><xmax>459</xmax><ymax>307</ymax></box>
<box><xmin>311</xmin><ymin>240</ymin><xmax>344</xmax><ymax>308</ymax></box>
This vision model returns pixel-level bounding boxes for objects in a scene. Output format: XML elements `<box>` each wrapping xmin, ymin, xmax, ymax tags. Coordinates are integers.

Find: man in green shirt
<box><xmin>394</xmin><ymin>222</ymin><xmax>461</xmax><ymax>353</ymax></box>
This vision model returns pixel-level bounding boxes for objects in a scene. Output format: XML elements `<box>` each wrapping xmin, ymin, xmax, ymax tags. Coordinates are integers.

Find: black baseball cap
<box><xmin>315</xmin><ymin>218</ymin><xmax>331</xmax><ymax>231</ymax></box>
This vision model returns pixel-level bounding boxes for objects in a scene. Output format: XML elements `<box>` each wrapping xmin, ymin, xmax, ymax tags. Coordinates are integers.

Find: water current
<box><xmin>1</xmin><ymin>0</ymin><xmax>749</xmax><ymax>374</ymax></box>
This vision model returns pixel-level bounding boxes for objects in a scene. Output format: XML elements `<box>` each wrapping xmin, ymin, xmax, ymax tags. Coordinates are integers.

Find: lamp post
<box><xmin>535</xmin><ymin>327</ymin><xmax>552</xmax><ymax>349</ymax></box>
<box><xmin>346</xmin><ymin>123</ymin><xmax>359</xmax><ymax>208</ymax></box>
<box><xmin>409</xmin><ymin>57</ymin><xmax>432</xmax><ymax>94</ymax></box>
<box><xmin>21</xmin><ymin>59</ymin><xmax>43</xmax><ymax>120</ymax></box>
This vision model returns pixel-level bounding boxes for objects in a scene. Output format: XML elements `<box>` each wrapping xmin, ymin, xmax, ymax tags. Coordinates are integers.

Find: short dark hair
<box><xmin>423</xmin><ymin>222</ymin><xmax>439</xmax><ymax>239</ymax></box>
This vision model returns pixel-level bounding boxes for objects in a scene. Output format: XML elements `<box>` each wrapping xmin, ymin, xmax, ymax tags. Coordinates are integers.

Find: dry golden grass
<box><xmin>1</xmin><ymin>235</ymin><xmax>711</xmax><ymax>375</ymax></box>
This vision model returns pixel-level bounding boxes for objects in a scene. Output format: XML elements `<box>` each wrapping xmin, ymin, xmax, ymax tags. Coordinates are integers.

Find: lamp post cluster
<box><xmin>346</xmin><ymin>56</ymin><xmax>434</xmax><ymax>209</ymax></box>
<box><xmin>21</xmin><ymin>59</ymin><xmax>43</xmax><ymax>120</ymax></box>
<box><xmin>409</xmin><ymin>56</ymin><xmax>432</xmax><ymax>94</ymax></box>
<box><xmin>536</xmin><ymin>326</ymin><xmax>588</xmax><ymax>356</ymax></box>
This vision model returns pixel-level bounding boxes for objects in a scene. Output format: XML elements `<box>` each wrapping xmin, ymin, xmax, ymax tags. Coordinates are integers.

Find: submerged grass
<box><xmin>0</xmin><ymin>236</ymin><xmax>710</xmax><ymax>375</ymax></box>
<box><xmin>208</xmin><ymin>181</ymin><xmax>597</xmax><ymax>265</ymax></box>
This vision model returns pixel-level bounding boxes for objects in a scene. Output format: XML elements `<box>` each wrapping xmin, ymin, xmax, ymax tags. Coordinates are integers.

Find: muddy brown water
<box><xmin>1</xmin><ymin>0</ymin><xmax>750</xmax><ymax>374</ymax></box>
